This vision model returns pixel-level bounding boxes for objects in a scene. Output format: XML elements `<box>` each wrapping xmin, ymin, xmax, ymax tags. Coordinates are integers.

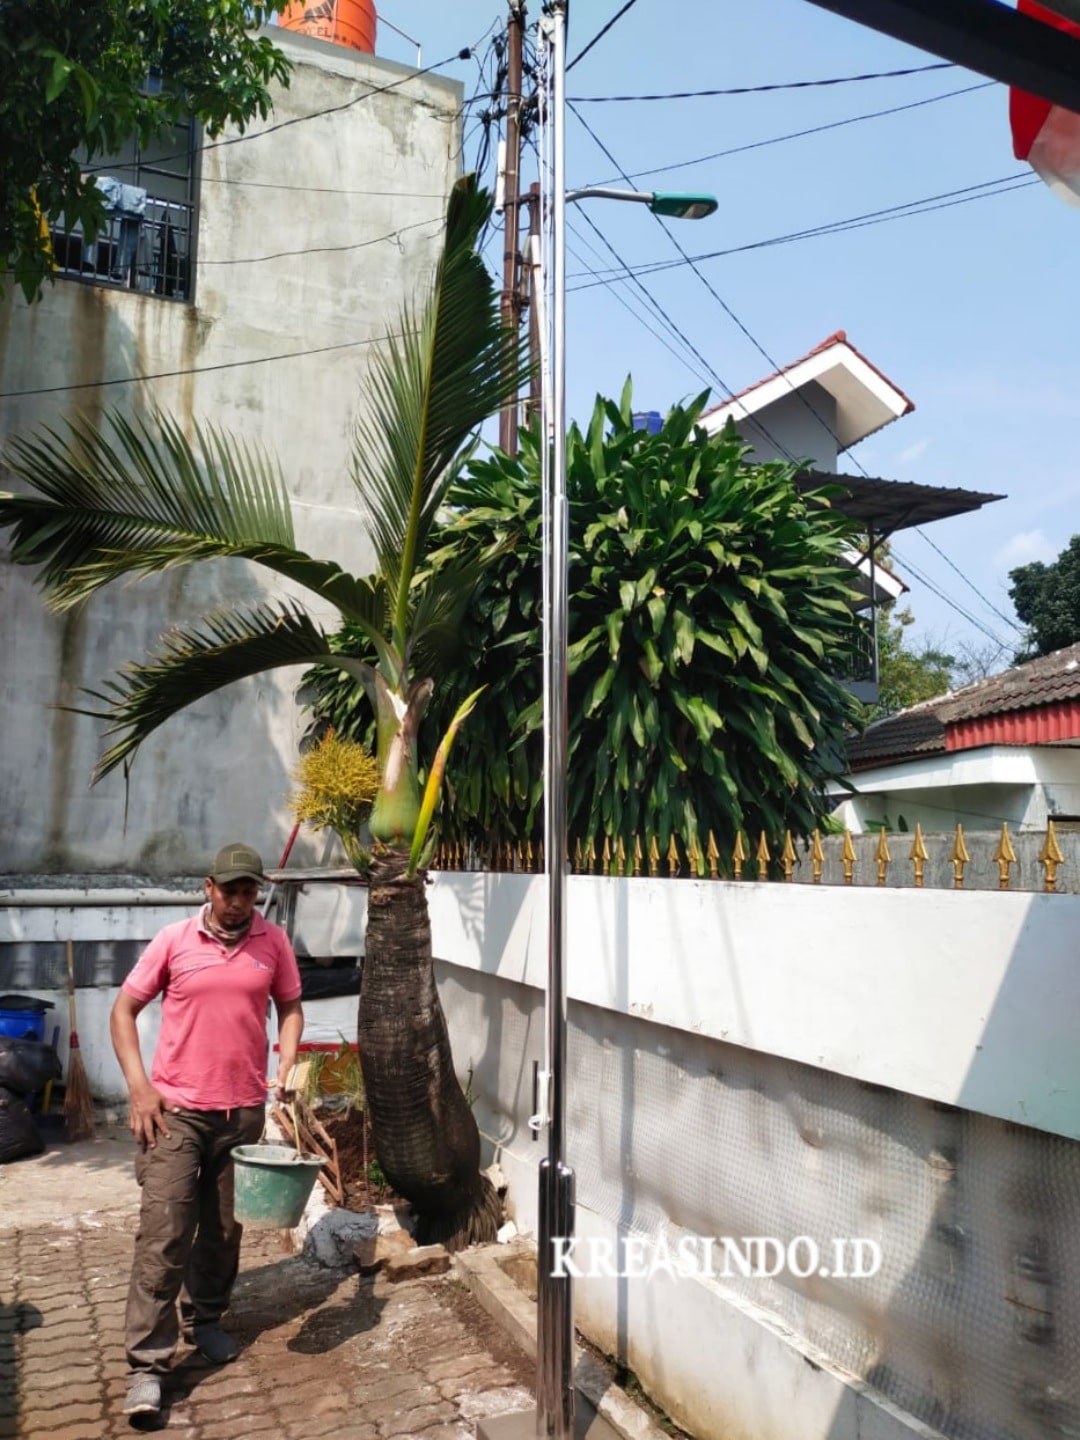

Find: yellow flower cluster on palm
<box><xmin>290</xmin><ymin>730</ymin><xmax>380</xmax><ymax>869</ymax></box>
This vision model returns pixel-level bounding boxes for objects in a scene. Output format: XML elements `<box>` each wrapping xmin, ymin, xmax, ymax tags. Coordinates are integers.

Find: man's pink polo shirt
<box><xmin>123</xmin><ymin>908</ymin><xmax>303</xmax><ymax>1110</ymax></box>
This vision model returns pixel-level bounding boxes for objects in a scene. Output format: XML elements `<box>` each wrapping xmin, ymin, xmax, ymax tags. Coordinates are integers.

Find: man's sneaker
<box><xmin>191</xmin><ymin>1323</ymin><xmax>240</xmax><ymax>1364</ymax></box>
<box><xmin>123</xmin><ymin>1373</ymin><xmax>162</xmax><ymax>1415</ymax></box>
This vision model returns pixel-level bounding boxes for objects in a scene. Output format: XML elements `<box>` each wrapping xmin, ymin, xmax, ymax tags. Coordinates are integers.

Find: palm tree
<box><xmin>0</xmin><ymin>173</ymin><xmax>530</xmax><ymax>1249</ymax></box>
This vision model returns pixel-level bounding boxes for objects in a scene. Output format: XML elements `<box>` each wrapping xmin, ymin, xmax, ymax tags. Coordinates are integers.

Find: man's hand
<box><xmin>128</xmin><ymin>1082</ymin><xmax>175</xmax><ymax>1147</ymax></box>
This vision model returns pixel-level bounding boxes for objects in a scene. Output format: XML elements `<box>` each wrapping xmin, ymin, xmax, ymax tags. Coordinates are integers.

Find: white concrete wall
<box><xmin>0</xmin><ymin>30</ymin><xmax>462</xmax><ymax>876</ymax></box>
<box><xmin>5</xmin><ymin>874</ymin><xmax>1078</xmax><ymax>1440</ymax></box>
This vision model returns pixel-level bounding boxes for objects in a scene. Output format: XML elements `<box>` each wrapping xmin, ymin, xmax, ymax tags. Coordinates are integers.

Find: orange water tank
<box><xmin>278</xmin><ymin>0</ymin><xmax>377</xmax><ymax>54</ymax></box>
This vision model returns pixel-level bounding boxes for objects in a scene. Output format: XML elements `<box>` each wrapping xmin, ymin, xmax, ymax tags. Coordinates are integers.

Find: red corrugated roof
<box><xmin>845</xmin><ymin>641</ymin><xmax>1080</xmax><ymax>769</ymax></box>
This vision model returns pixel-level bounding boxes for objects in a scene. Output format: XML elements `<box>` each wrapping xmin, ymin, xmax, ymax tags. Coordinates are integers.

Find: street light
<box><xmin>533</xmin><ymin>9</ymin><xmax>718</xmax><ymax>1440</ymax></box>
<box><xmin>566</xmin><ymin>186</ymin><xmax>719</xmax><ymax>220</ymax></box>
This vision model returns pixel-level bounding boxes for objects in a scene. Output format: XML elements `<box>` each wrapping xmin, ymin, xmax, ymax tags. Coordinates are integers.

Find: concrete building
<box><xmin>699</xmin><ymin>332</ymin><xmax>1004</xmax><ymax>703</ymax></box>
<box><xmin>0</xmin><ymin>27</ymin><xmax>462</xmax><ymax>877</ymax></box>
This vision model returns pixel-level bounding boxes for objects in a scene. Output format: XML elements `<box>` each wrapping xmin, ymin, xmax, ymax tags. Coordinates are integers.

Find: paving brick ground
<box><xmin>1</xmin><ymin>1154</ymin><xmax>536</xmax><ymax>1440</ymax></box>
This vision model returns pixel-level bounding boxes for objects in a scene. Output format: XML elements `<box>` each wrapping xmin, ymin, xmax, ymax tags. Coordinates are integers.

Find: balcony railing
<box><xmin>50</xmin><ymin>197</ymin><xmax>193</xmax><ymax>302</ymax></box>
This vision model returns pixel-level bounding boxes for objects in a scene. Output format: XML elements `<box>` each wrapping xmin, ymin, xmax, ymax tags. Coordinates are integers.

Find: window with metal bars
<box><xmin>50</xmin><ymin>118</ymin><xmax>197</xmax><ymax>303</ymax></box>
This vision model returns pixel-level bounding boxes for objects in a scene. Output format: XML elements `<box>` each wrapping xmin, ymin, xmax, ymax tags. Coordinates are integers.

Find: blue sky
<box><xmin>370</xmin><ymin>0</ymin><xmax>1080</xmax><ymax>665</ymax></box>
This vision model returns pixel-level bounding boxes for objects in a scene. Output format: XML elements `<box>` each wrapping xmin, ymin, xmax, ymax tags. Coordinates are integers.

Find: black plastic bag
<box><xmin>0</xmin><ymin>1037</ymin><xmax>62</xmax><ymax>1096</ymax></box>
<box><xmin>0</xmin><ymin>1085</ymin><xmax>44</xmax><ymax>1163</ymax></box>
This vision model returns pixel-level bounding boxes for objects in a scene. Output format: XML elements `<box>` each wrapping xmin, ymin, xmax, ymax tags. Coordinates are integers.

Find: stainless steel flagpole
<box><xmin>535</xmin><ymin>3</ymin><xmax>575</xmax><ymax>1437</ymax></box>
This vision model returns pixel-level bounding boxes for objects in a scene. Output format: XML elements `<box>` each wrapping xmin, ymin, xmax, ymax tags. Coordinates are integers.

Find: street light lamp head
<box><xmin>648</xmin><ymin>191</ymin><xmax>719</xmax><ymax>220</ymax></box>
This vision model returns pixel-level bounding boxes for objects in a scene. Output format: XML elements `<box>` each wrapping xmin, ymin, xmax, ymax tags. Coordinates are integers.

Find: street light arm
<box><xmin>566</xmin><ymin>185</ymin><xmax>655</xmax><ymax>206</ymax></box>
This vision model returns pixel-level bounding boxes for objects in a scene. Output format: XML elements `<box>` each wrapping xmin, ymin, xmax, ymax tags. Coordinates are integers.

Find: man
<box><xmin>110</xmin><ymin>842</ymin><xmax>304</xmax><ymax>1418</ymax></box>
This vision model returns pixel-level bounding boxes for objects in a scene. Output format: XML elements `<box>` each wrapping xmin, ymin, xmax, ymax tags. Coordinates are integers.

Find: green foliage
<box><xmin>870</xmin><ymin>604</ymin><xmax>956</xmax><ymax>719</ymax></box>
<box><xmin>0</xmin><ymin>176</ymin><xmax>529</xmax><ymax>881</ymax></box>
<box><xmin>1</xmin><ymin>0</ymin><xmax>290</xmax><ymax>302</ymax></box>
<box><xmin>307</xmin><ymin>389</ymin><xmax>864</xmax><ymax>867</ymax></box>
<box><xmin>1009</xmin><ymin>534</ymin><xmax>1080</xmax><ymax>659</ymax></box>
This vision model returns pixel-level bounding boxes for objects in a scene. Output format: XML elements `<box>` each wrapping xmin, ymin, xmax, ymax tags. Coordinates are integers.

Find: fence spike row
<box><xmin>1041</xmin><ymin>819</ymin><xmax>1065</xmax><ymax>893</ymax></box>
<box><xmin>993</xmin><ymin>822</ymin><xmax>1017</xmax><ymax>891</ymax></box>
<box><xmin>910</xmin><ymin>823</ymin><xmax>929</xmax><ymax>888</ymax></box>
<box><xmin>755</xmin><ymin>831</ymin><xmax>771</xmax><ymax>882</ymax></box>
<box><xmin>841</xmin><ymin>829</ymin><xmax>856</xmax><ymax>886</ymax></box>
<box><xmin>648</xmin><ymin>835</ymin><xmax>660</xmax><ymax>878</ymax></box>
<box><xmin>667</xmin><ymin>834</ymin><xmax>681</xmax><ymax>879</ymax></box>
<box><xmin>781</xmin><ymin>831</ymin><xmax>796</xmax><ymax>882</ymax></box>
<box><xmin>633</xmin><ymin>835</ymin><xmax>644</xmax><ymax>878</ymax></box>
<box><xmin>707</xmin><ymin>831</ymin><xmax>720</xmax><ymax>880</ymax></box>
<box><xmin>875</xmin><ymin>828</ymin><xmax>891</xmax><ymax>886</ymax></box>
<box><xmin>950</xmin><ymin>823</ymin><xmax>971</xmax><ymax>889</ymax></box>
<box><xmin>732</xmin><ymin>832</ymin><xmax>747</xmax><ymax>880</ymax></box>
<box><xmin>811</xmin><ymin>829</ymin><xmax>825</xmax><ymax>884</ymax></box>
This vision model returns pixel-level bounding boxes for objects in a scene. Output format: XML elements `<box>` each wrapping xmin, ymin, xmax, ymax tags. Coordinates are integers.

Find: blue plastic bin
<box><xmin>0</xmin><ymin>997</ymin><xmax>51</xmax><ymax>1042</ymax></box>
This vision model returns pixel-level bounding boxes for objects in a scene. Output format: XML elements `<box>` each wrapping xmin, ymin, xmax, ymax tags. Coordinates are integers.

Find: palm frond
<box><xmin>79</xmin><ymin>603</ymin><xmax>347</xmax><ymax>781</ymax></box>
<box><xmin>0</xmin><ymin>410</ymin><xmax>398</xmax><ymax>663</ymax></box>
<box><xmin>1</xmin><ymin>410</ymin><xmax>295</xmax><ymax>600</ymax></box>
<box><xmin>353</xmin><ymin>173</ymin><xmax>533</xmax><ymax>655</ymax></box>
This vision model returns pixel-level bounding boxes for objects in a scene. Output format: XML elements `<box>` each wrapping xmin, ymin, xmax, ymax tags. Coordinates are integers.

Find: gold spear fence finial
<box><xmin>667</xmin><ymin>834</ymin><xmax>681</xmax><ymax>879</ymax></box>
<box><xmin>910</xmin><ymin>823</ymin><xmax>929</xmax><ymax>888</ymax></box>
<box><xmin>707</xmin><ymin>831</ymin><xmax>720</xmax><ymax>880</ymax></box>
<box><xmin>1040</xmin><ymin>819</ymin><xmax>1065</xmax><ymax>893</ymax></box>
<box><xmin>755</xmin><ymin>831</ymin><xmax>771</xmax><ymax>882</ymax></box>
<box><xmin>875</xmin><ymin>828</ymin><xmax>891</xmax><ymax>886</ymax></box>
<box><xmin>781</xmin><ymin>831</ymin><xmax>797</xmax><ymax>882</ymax></box>
<box><xmin>841</xmin><ymin>829</ymin><xmax>856</xmax><ymax>886</ymax></box>
<box><xmin>732</xmin><ymin>832</ymin><xmax>747</xmax><ymax>880</ymax></box>
<box><xmin>950</xmin><ymin>823</ymin><xmax>971</xmax><ymax>890</ymax></box>
<box><xmin>811</xmin><ymin>829</ymin><xmax>825</xmax><ymax>884</ymax></box>
<box><xmin>993</xmin><ymin>822</ymin><xmax>1016</xmax><ymax>891</ymax></box>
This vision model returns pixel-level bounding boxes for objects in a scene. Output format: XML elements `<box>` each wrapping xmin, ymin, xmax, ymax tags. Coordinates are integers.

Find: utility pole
<box><xmin>499</xmin><ymin>0</ymin><xmax>526</xmax><ymax>456</ymax></box>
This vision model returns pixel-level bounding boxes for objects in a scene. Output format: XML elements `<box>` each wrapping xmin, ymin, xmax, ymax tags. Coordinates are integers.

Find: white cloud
<box><xmin>894</xmin><ymin>438</ymin><xmax>930</xmax><ymax>466</ymax></box>
<box><xmin>994</xmin><ymin>529</ymin><xmax>1057</xmax><ymax>569</ymax></box>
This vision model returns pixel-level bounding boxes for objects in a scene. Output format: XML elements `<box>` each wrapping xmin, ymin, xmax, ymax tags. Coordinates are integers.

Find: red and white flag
<box><xmin>1010</xmin><ymin>0</ymin><xmax>1080</xmax><ymax>205</ymax></box>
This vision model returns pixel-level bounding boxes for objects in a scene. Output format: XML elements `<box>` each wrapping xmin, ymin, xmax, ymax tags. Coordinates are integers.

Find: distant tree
<box><xmin>871</xmin><ymin>605</ymin><xmax>955</xmax><ymax>718</ymax></box>
<box><xmin>950</xmin><ymin>637</ymin><xmax>1011</xmax><ymax>688</ymax></box>
<box><xmin>1009</xmin><ymin>534</ymin><xmax>1080</xmax><ymax>658</ymax></box>
<box><xmin>1</xmin><ymin>1</ymin><xmax>289</xmax><ymax>301</ymax></box>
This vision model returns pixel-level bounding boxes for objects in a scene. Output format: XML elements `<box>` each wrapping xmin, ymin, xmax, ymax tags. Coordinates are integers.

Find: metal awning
<box><xmin>797</xmin><ymin>470</ymin><xmax>1005</xmax><ymax>535</ymax></box>
<box><xmin>803</xmin><ymin>0</ymin><xmax>1080</xmax><ymax>113</ymax></box>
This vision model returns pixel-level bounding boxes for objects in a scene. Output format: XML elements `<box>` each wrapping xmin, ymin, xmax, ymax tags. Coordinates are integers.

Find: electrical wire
<box><xmin>570</xmin><ymin>61</ymin><xmax>955</xmax><ymax>102</ymax></box>
<box><xmin>84</xmin><ymin>49</ymin><xmax>474</xmax><ymax>175</ymax></box>
<box><xmin>914</xmin><ymin>527</ymin><xmax>1025</xmax><ymax>634</ymax></box>
<box><xmin>566</xmin><ymin>0</ymin><xmax>642</xmax><ymax>73</ymax></box>
<box><xmin>890</xmin><ymin>547</ymin><xmax>1012</xmax><ymax>648</ymax></box>
<box><xmin>199</xmin><ymin>214</ymin><xmax>444</xmax><ymax>267</ymax></box>
<box><xmin>567</xmin><ymin>174</ymin><xmax>1040</xmax><ymax>288</ymax></box>
<box><xmin>565</xmin><ymin>219</ymin><xmax>719</xmax><ymax>387</ymax></box>
<box><xmin>589</xmin><ymin>81</ymin><xmax>995</xmax><ymax>186</ymax></box>
<box><xmin>199</xmin><ymin>178</ymin><xmax>452</xmax><ymax>197</ymax></box>
<box><xmin>569</xmin><ymin>104</ymin><xmax>1024</xmax><ymax>645</ymax></box>
<box><xmin>0</xmin><ymin>331</ymin><xmax>411</xmax><ymax>401</ymax></box>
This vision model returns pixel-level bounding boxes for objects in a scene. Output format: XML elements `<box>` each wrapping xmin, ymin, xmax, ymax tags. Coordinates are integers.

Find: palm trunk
<box><xmin>357</xmin><ymin>849</ymin><xmax>501</xmax><ymax>1250</ymax></box>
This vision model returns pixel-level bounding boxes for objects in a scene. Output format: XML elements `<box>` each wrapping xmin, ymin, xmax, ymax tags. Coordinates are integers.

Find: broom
<box><xmin>64</xmin><ymin>939</ymin><xmax>96</xmax><ymax>1142</ymax></box>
